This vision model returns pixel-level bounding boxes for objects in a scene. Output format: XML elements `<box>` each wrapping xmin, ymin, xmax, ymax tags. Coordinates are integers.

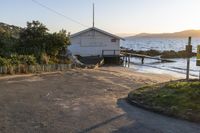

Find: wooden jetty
<box><xmin>121</xmin><ymin>52</ymin><xmax>175</xmax><ymax>67</ymax></box>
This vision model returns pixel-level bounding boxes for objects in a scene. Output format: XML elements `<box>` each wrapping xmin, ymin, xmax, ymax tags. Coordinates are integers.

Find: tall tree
<box><xmin>18</xmin><ymin>20</ymin><xmax>48</xmax><ymax>56</ymax></box>
<box><xmin>46</xmin><ymin>30</ymin><xmax>70</xmax><ymax>56</ymax></box>
<box><xmin>0</xmin><ymin>31</ymin><xmax>17</xmax><ymax>57</ymax></box>
<box><xmin>17</xmin><ymin>20</ymin><xmax>70</xmax><ymax>63</ymax></box>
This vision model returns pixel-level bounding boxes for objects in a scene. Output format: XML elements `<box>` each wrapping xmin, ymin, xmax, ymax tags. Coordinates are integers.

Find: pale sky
<box><xmin>1</xmin><ymin>0</ymin><xmax>200</xmax><ymax>34</ymax></box>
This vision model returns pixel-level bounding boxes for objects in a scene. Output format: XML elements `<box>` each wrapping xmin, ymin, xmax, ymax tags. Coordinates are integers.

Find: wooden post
<box><xmin>122</xmin><ymin>56</ymin><xmax>125</xmax><ymax>66</ymax></box>
<box><xmin>125</xmin><ymin>56</ymin><xmax>127</xmax><ymax>67</ymax></box>
<box><xmin>123</xmin><ymin>56</ymin><xmax>126</xmax><ymax>67</ymax></box>
<box><xmin>142</xmin><ymin>57</ymin><xmax>144</xmax><ymax>64</ymax></box>
<box><xmin>102</xmin><ymin>50</ymin><xmax>104</xmax><ymax>56</ymax></box>
<box><xmin>128</xmin><ymin>56</ymin><xmax>130</xmax><ymax>68</ymax></box>
<box><xmin>122</xmin><ymin>56</ymin><xmax>124</xmax><ymax>66</ymax></box>
<box><xmin>125</xmin><ymin>56</ymin><xmax>128</xmax><ymax>67</ymax></box>
<box><xmin>199</xmin><ymin>70</ymin><xmax>200</xmax><ymax>81</ymax></box>
<box><xmin>186</xmin><ymin>37</ymin><xmax>192</xmax><ymax>81</ymax></box>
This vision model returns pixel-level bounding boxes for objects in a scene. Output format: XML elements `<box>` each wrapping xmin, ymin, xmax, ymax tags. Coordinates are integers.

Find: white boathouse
<box><xmin>68</xmin><ymin>27</ymin><xmax>124</xmax><ymax>57</ymax></box>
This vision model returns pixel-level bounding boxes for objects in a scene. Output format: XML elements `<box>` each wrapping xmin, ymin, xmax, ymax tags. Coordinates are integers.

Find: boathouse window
<box><xmin>111</xmin><ymin>39</ymin><xmax>117</xmax><ymax>42</ymax></box>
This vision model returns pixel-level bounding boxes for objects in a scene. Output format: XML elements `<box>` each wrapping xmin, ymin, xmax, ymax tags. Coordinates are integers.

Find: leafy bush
<box><xmin>0</xmin><ymin>57</ymin><xmax>11</xmax><ymax>66</ymax></box>
<box><xmin>10</xmin><ymin>54</ymin><xmax>21</xmax><ymax>65</ymax></box>
<box><xmin>0</xmin><ymin>55</ymin><xmax>37</xmax><ymax>67</ymax></box>
<box><xmin>18</xmin><ymin>55</ymin><xmax>37</xmax><ymax>65</ymax></box>
<box><xmin>18</xmin><ymin>21</ymin><xmax>70</xmax><ymax>60</ymax></box>
<box><xmin>0</xmin><ymin>21</ymin><xmax>70</xmax><ymax>64</ymax></box>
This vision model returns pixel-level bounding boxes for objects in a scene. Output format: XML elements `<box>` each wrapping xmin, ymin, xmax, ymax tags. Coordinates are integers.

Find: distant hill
<box><xmin>116</xmin><ymin>33</ymin><xmax>136</xmax><ymax>37</ymax></box>
<box><xmin>0</xmin><ymin>22</ymin><xmax>22</xmax><ymax>38</ymax></box>
<box><xmin>126</xmin><ymin>30</ymin><xmax>200</xmax><ymax>39</ymax></box>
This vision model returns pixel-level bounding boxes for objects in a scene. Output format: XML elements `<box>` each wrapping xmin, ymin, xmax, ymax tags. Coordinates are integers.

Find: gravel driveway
<box><xmin>0</xmin><ymin>68</ymin><xmax>199</xmax><ymax>133</ymax></box>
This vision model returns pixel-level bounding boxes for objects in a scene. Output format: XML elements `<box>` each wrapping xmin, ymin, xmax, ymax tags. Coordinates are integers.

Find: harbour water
<box><xmin>121</xmin><ymin>38</ymin><xmax>200</xmax><ymax>78</ymax></box>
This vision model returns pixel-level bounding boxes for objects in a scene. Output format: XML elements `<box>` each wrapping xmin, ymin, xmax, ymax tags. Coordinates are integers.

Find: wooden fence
<box><xmin>0</xmin><ymin>64</ymin><xmax>72</xmax><ymax>75</ymax></box>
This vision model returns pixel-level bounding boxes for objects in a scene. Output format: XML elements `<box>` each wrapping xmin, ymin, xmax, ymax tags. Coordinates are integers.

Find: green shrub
<box><xmin>0</xmin><ymin>57</ymin><xmax>11</xmax><ymax>66</ymax></box>
<box><xmin>18</xmin><ymin>55</ymin><xmax>37</xmax><ymax>65</ymax></box>
<box><xmin>129</xmin><ymin>81</ymin><xmax>200</xmax><ymax>122</ymax></box>
<box><xmin>10</xmin><ymin>54</ymin><xmax>21</xmax><ymax>66</ymax></box>
<box><xmin>48</xmin><ymin>57</ymin><xmax>59</xmax><ymax>64</ymax></box>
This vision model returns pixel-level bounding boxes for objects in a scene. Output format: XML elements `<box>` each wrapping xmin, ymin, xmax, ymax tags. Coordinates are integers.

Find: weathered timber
<box><xmin>121</xmin><ymin>52</ymin><xmax>175</xmax><ymax>64</ymax></box>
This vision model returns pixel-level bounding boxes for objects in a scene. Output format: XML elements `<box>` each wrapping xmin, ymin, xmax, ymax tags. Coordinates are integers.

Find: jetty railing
<box><xmin>121</xmin><ymin>52</ymin><xmax>175</xmax><ymax>62</ymax></box>
<box><xmin>0</xmin><ymin>64</ymin><xmax>72</xmax><ymax>75</ymax></box>
<box><xmin>121</xmin><ymin>51</ymin><xmax>175</xmax><ymax>67</ymax></box>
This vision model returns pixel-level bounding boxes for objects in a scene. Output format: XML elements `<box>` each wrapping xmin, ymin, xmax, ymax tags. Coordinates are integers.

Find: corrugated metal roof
<box><xmin>70</xmin><ymin>27</ymin><xmax>125</xmax><ymax>41</ymax></box>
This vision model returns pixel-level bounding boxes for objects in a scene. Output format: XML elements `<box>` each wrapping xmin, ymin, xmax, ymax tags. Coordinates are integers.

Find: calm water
<box><xmin>121</xmin><ymin>38</ymin><xmax>200</xmax><ymax>78</ymax></box>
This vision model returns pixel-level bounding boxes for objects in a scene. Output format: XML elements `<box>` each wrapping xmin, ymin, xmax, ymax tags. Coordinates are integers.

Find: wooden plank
<box><xmin>121</xmin><ymin>52</ymin><xmax>175</xmax><ymax>63</ymax></box>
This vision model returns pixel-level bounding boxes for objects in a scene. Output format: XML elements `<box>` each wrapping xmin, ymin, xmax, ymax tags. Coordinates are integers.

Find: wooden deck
<box><xmin>101</xmin><ymin>50</ymin><xmax>175</xmax><ymax>66</ymax></box>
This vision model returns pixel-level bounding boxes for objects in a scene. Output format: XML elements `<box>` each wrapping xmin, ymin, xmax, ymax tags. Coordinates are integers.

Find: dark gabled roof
<box><xmin>70</xmin><ymin>27</ymin><xmax>125</xmax><ymax>40</ymax></box>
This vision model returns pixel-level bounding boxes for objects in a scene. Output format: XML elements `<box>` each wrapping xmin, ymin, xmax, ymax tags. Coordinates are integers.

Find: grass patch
<box><xmin>128</xmin><ymin>81</ymin><xmax>200</xmax><ymax>122</ymax></box>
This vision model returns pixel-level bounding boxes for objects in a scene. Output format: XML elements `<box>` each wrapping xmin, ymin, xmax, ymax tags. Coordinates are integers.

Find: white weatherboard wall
<box><xmin>69</xmin><ymin>30</ymin><xmax>120</xmax><ymax>57</ymax></box>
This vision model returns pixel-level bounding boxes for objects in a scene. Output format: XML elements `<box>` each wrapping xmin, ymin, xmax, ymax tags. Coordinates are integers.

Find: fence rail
<box><xmin>0</xmin><ymin>64</ymin><xmax>72</xmax><ymax>75</ymax></box>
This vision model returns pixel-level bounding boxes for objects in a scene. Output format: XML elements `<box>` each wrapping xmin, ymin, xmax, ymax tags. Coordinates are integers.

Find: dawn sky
<box><xmin>1</xmin><ymin>0</ymin><xmax>200</xmax><ymax>34</ymax></box>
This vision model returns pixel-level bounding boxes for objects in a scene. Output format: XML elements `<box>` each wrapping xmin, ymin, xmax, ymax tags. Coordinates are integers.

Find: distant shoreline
<box><xmin>125</xmin><ymin>30</ymin><xmax>200</xmax><ymax>39</ymax></box>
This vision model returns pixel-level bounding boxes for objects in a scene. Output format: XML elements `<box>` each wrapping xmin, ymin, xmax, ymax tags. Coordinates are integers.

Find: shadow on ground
<box><xmin>77</xmin><ymin>98</ymin><xmax>200</xmax><ymax>133</ymax></box>
<box><xmin>112</xmin><ymin>99</ymin><xmax>200</xmax><ymax>133</ymax></box>
<box><xmin>78</xmin><ymin>114</ymin><xmax>125</xmax><ymax>133</ymax></box>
